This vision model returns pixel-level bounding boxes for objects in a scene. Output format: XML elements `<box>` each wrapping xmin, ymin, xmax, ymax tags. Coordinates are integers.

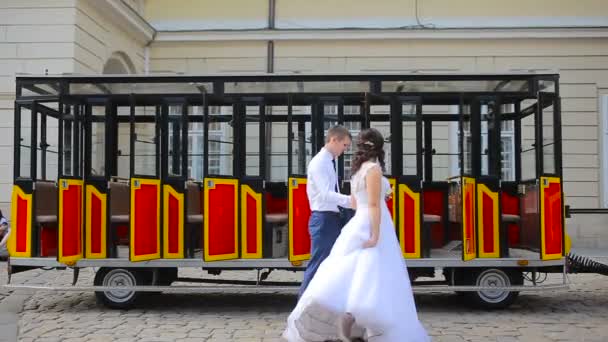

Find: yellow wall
<box><xmin>423</xmin><ymin>0</ymin><xmax>606</xmax><ymax>17</ymax></box>
<box><xmin>145</xmin><ymin>0</ymin><xmax>608</xmax><ymax>29</ymax></box>
<box><xmin>145</xmin><ymin>0</ymin><xmax>268</xmax><ymax>30</ymax></box>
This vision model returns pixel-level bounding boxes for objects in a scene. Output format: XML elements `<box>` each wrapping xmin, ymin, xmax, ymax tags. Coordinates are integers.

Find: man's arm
<box><xmin>309</xmin><ymin>162</ymin><xmax>351</xmax><ymax>208</ymax></box>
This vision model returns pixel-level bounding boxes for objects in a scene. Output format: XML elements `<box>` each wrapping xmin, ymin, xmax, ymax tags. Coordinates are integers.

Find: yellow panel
<box><xmin>388</xmin><ymin>178</ymin><xmax>397</xmax><ymax>224</ymax></box>
<box><xmin>462</xmin><ymin>177</ymin><xmax>477</xmax><ymax>261</ymax></box>
<box><xmin>398</xmin><ymin>183</ymin><xmax>421</xmax><ymax>259</ymax></box>
<box><xmin>163</xmin><ymin>184</ymin><xmax>185</xmax><ymax>259</ymax></box>
<box><xmin>241</xmin><ymin>184</ymin><xmax>263</xmax><ymax>259</ymax></box>
<box><xmin>85</xmin><ymin>185</ymin><xmax>107</xmax><ymax>259</ymax></box>
<box><xmin>476</xmin><ymin>184</ymin><xmax>499</xmax><ymax>258</ymax></box>
<box><xmin>9</xmin><ymin>185</ymin><xmax>32</xmax><ymax>258</ymax></box>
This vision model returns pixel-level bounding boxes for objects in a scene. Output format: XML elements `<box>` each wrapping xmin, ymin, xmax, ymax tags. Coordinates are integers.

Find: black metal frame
<box><xmin>12</xmin><ymin>73</ymin><xmax>563</xmax><ymax>260</ymax></box>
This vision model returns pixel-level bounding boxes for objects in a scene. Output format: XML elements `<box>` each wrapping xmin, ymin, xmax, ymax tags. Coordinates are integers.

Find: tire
<box><xmin>94</xmin><ymin>268</ymin><xmax>143</xmax><ymax>309</ymax></box>
<box><xmin>465</xmin><ymin>268</ymin><xmax>523</xmax><ymax>309</ymax></box>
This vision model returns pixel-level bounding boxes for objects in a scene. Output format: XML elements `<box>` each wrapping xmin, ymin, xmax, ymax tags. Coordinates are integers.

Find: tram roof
<box><xmin>15</xmin><ymin>72</ymin><xmax>559</xmax><ymax>101</ymax></box>
<box><xmin>16</xmin><ymin>72</ymin><xmax>558</xmax><ymax>81</ymax></box>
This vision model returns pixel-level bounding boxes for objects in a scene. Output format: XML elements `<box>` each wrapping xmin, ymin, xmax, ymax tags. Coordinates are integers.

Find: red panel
<box><xmin>501</xmin><ymin>193</ymin><xmax>519</xmax><ymax>215</ymax></box>
<box><xmin>403</xmin><ymin>193</ymin><xmax>415</xmax><ymax>253</ymax></box>
<box><xmin>16</xmin><ymin>196</ymin><xmax>28</xmax><ymax>253</ymax></box>
<box><xmin>62</xmin><ymin>184</ymin><xmax>82</xmax><ymax>257</ymax></box>
<box><xmin>246</xmin><ymin>193</ymin><xmax>258</xmax><ymax>254</ymax></box>
<box><xmin>40</xmin><ymin>226</ymin><xmax>58</xmax><ymax>257</ymax></box>
<box><xmin>423</xmin><ymin>189</ymin><xmax>445</xmax><ymax>248</ymax></box>
<box><xmin>544</xmin><ymin>183</ymin><xmax>563</xmax><ymax>255</ymax></box>
<box><xmin>134</xmin><ymin>184</ymin><xmax>159</xmax><ymax>256</ymax></box>
<box><xmin>501</xmin><ymin>192</ymin><xmax>520</xmax><ymax>245</ymax></box>
<box><xmin>266</xmin><ymin>193</ymin><xmax>287</xmax><ymax>214</ymax></box>
<box><xmin>117</xmin><ymin>225</ymin><xmax>129</xmax><ymax>244</ymax></box>
<box><xmin>168</xmin><ymin>193</ymin><xmax>179</xmax><ymax>254</ymax></box>
<box><xmin>292</xmin><ymin>184</ymin><xmax>311</xmax><ymax>256</ymax></box>
<box><xmin>208</xmin><ymin>184</ymin><xmax>236</xmax><ymax>256</ymax></box>
<box><xmin>91</xmin><ymin>193</ymin><xmax>102</xmax><ymax>254</ymax></box>
<box><xmin>482</xmin><ymin>192</ymin><xmax>495</xmax><ymax>254</ymax></box>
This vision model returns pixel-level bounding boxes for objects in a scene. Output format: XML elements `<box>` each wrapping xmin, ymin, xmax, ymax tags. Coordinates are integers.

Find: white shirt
<box><xmin>0</xmin><ymin>217</ymin><xmax>9</xmax><ymax>248</ymax></box>
<box><xmin>306</xmin><ymin>148</ymin><xmax>351</xmax><ymax>212</ymax></box>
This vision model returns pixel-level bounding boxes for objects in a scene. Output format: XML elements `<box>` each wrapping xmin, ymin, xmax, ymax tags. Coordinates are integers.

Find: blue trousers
<box><xmin>298</xmin><ymin>210</ymin><xmax>352</xmax><ymax>298</ymax></box>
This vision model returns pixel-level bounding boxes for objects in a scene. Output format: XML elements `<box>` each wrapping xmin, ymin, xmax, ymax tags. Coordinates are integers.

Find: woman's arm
<box><xmin>0</xmin><ymin>227</ymin><xmax>8</xmax><ymax>248</ymax></box>
<box><xmin>363</xmin><ymin>166</ymin><xmax>382</xmax><ymax>248</ymax></box>
<box><xmin>350</xmin><ymin>194</ymin><xmax>357</xmax><ymax>210</ymax></box>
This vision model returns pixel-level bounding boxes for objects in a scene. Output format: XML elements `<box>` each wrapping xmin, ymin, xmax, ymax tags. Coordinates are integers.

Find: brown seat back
<box><xmin>110</xmin><ymin>181</ymin><xmax>130</xmax><ymax>216</ymax></box>
<box><xmin>35</xmin><ymin>181</ymin><xmax>58</xmax><ymax>219</ymax></box>
<box><xmin>186</xmin><ymin>182</ymin><xmax>202</xmax><ymax>215</ymax></box>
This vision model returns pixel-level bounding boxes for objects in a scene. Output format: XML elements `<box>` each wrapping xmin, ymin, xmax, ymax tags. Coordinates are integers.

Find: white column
<box><xmin>601</xmin><ymin>95</ymin><xmax>608</xmax><ymax>208</ymax></box>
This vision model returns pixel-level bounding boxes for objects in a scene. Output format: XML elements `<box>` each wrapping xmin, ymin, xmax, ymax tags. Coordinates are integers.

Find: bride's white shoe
<box><xmin>338</xmin><ymin>313</ymin><xmax>355</xmax><ymax>342</ymax></box>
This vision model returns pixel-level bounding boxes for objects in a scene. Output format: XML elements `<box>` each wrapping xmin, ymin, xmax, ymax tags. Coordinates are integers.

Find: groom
<box><xmin>299</xmin><ymin>125</ymin><xmax>353</xmax><ymax>298</ymax></box>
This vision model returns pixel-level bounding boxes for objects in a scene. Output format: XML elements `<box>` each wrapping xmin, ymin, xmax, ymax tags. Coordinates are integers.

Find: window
<box><xmin>207</xmin><ymin>106</ymin><xmax>233</xmax><ymax>176</ymax></box>
<box><xmin>186</xmin><ymin>105</ymin><xmax>233</xmax><ymax>179</ymax></box>
<box><xmin>457</xmin><ymin>119</ymin><xmax>515</xmax><ymax>180</ymax></box>
<box><xmin>501</xmin><ymin>121</ymin><xmax>516</xmax><ymax>181</ymax></box>
<box><xmin>323</xmin><ymin>105</ymin><xmax>362</xmax><ymax>179</ymax></box>
<box><xmin>188</xmin><ymin>121</ymin><xmax>204</xmax><ymax>180</ymax></box>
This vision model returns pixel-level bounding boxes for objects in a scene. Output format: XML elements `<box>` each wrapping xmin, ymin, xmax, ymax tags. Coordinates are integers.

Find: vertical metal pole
<box><xmin>14</xmin><ymin>104</ymin><xmax>21</xmax><ymax>178</ymax></box>
<box><xmin>30</xmin><ymin>102</ymin><xmax>38</xmax><ymax>180</ymax></box>
<box><xmin>535</xmin><ymin>94</ymin><xmax>544</xmax><ymax>178</ymax></box>
<box><xmin>514</xmin><ymin>101</ymin><xmax>522</xmax><ymax>182</ymax></box>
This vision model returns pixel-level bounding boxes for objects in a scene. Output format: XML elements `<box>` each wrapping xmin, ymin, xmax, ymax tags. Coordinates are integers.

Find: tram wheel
<box><xmin>94</xmin><ymin>268</ymin><xmax>143</xmax><ymax>309</ymax></box>
<box><xmin>466</xmin><ymin>268</ymin><xmax>522</xmax><ymax>309</ymax></box>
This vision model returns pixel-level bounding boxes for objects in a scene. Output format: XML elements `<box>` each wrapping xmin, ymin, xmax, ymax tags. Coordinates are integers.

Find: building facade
<box><xmin>1</xmin><ymin>0</ymin><xmax>608</xmax><ymax>247</ymax></box>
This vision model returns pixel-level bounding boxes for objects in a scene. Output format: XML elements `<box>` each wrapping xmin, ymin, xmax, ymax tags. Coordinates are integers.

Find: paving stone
<box><xmin>0</xmin><ymin>263</ymin><xmax>607</xmax><ymax>342</ymax></box>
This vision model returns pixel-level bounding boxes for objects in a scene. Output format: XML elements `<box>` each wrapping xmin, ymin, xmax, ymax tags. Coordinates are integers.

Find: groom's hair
<box><xmin>326</xmin><ymin>125</ymin><xmax>351</xmax><ymax>142</ymax></box>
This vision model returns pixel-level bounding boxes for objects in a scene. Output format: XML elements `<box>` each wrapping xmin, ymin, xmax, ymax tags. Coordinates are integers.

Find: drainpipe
<box><xmin>265</xmin><ymin>0</ymin><xmax>276</xmax><ymax>179</ymax></box>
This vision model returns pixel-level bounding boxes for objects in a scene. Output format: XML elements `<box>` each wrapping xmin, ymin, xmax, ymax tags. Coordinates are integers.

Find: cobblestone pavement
<box><xmin>1</xmin><ymin>261</ymin><xmax>608</xmax><ymax>342</ymax></box>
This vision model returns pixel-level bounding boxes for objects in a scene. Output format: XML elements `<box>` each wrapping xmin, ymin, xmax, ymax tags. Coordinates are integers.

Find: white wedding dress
<box><xmin>283</xmin><ymin>161</ymin><xmax>430</xmax><ymax>342</ymax></box>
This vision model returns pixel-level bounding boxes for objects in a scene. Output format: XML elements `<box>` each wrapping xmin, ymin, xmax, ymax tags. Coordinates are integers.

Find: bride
<box><xmin>283</xmin><ymin>128</ymin><xmax>430</xmax><ymax>342</ymax></box>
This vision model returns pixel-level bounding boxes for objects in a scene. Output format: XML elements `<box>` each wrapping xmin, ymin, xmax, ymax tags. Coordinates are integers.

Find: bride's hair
<box><xmin>350</xmin><ymin>128</ymin><xmax>385</xmax><ymax>175</ymax></box>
